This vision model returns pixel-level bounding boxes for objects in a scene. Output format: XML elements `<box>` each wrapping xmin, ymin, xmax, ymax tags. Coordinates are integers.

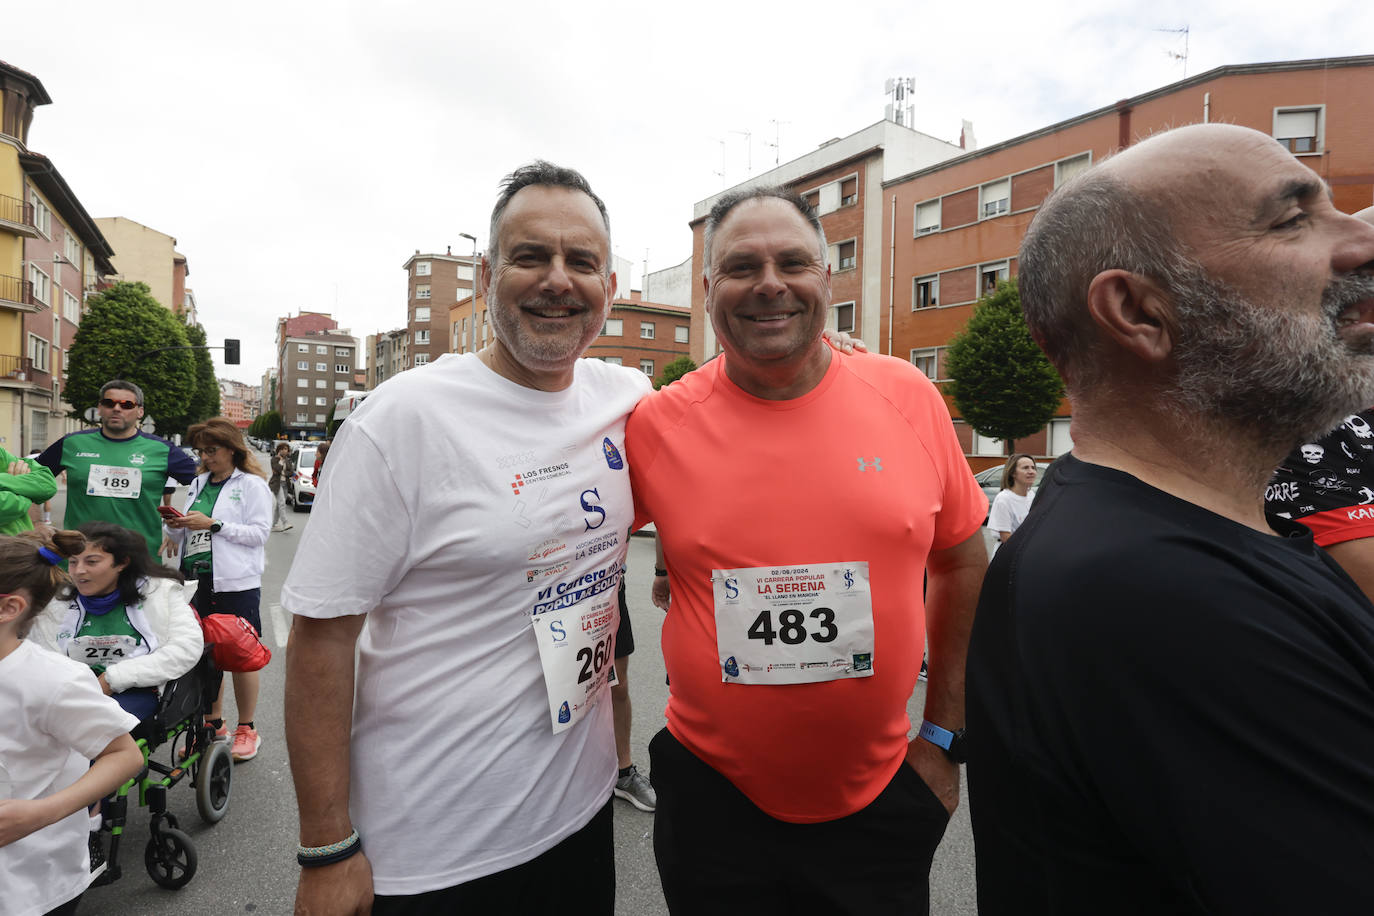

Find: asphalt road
<box><xmin>60</xmin><ymin>460</ymin><xmax>984</xmax><ymax>915</ymax></box>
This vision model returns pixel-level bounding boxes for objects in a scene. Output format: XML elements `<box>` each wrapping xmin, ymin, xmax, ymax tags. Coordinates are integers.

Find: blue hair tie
<box><xmin>37</xmin><ymin>546</ymin><xmax>61</xmax><ymax>566</ymax></box>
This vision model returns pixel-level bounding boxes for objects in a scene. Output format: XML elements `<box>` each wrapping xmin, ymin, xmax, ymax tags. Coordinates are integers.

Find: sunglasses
<box><xmin>99</xmin><ymin>398</ymin><xmax>139</xmax><ymax>410</ymax></box>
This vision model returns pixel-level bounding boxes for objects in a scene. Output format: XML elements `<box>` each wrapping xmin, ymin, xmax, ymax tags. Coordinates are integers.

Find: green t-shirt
<box><xmin>69</xmin><ymin>602</ymin><xmax>143</xmax><ymax>675</ymax></box>
<box><xmin>181</xmin><ymin>478</ymin><xmax>226</xmax><ymax>578</ymax></box>
<box><xmin>38</xmin><ymin>429</ymin><xmax>198</xmax><ymax>555</ymax></box>
<box><xmin>0</xmin><ymin>444</ymin><xmax>57</xmax><ymax>536</ymax></box>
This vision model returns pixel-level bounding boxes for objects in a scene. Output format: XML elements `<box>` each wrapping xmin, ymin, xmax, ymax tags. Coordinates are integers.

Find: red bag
<box><xmin>199</xmin><ymin>613</ymin><xmax>271</xmax><ymax>672</ymax></box>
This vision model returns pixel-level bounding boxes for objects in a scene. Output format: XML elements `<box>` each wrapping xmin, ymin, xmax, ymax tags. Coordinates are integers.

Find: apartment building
<box><xmin>402</xmin><ymin>250</ymin><xmax>478</xmax><ymax>370</ymax></box>
<box><xmin>93</xmin><ymin>217</ymin><xmax>192</xmax><ymax>314</ymax></box>
<box><xmin>1</xmin><ymin>60</ymin><xmax>115</xmax><ymax>453</ymax></box>
<box><xmin>882</xmin><ymin>54</ymin><xmax>1374</xmax><ymax>470</ymax></box>
<box><xmin>367</xmin><ymin>328</ymin><xmax>408</xmax><ymax>388</ymax></box>
<box><xmin>583</xmin><ymin>293</ymin><xmax>691</xmax><ymax>381</ymax></box>
<box><xmin>686</xmin><ymin>120</ymin><xmax>965</xmax><ymax>364</ymax></box>
<box><xmin>274</xmin><ymin>311</ymin><xmax>359</xmax><ymax>438</ymax></box>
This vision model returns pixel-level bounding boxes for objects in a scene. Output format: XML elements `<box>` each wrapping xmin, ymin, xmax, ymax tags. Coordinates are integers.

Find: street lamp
<box><xmin>459</xmin><ymin>232</ymin><xmax>479</xmax><ymax>355</ymax></box>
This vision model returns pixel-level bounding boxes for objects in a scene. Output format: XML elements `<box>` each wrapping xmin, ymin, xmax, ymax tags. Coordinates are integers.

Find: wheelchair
<box><xmin>92</xmin><ymin>648</ymin><xmax>234</xmax><ymax>889</ymax></box>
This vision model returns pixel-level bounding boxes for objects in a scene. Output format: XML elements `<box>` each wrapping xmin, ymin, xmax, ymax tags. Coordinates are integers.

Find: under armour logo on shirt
<box><xmin>857</xmin><ymin>457</ymin><xmax>883</xmax><ymax>472</ymax></box>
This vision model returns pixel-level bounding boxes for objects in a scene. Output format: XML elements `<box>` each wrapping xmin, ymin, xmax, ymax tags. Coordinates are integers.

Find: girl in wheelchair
<box><xmin>0</xmin><ymin>530</ymin><xmax>144</xmax><ymax>916</ymax></box>
<box><xmin>28</xmin><ymin>521</ymin><xmax>203</xmax><ymax>726</ymax></box>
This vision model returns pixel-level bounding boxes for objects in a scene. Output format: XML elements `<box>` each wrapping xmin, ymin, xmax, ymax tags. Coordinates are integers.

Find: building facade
<box><xmin>92</xmin><ymin>217</ymin><xmax>191</xmax><ymax>314</ymax></box>
<box><xmin>687</xmin><ymin>120</ymin><xmax>965</xmax><ymax>364</ymax></box>
<box><xmin>274</xmin><ymin>311</ymin><xmax>358</xmax><ymax>438</ymax></box>
<box><xmin>583</xmin><ymin>293</ymin><xmax>691</xmax><ymax>381</ymax></box>
<box><xmin>367</xmin><ymin>328</ymin><xmax>408</xmax><ymax>389</ymax></box>
<box><xmin>402</xmin><ymin>250</ymin><xmax>478</xmax><ymax>370</ymax></box>
<box><xmin>882</xmin><ymin>54</ymin><xmax>1374</xmax><ymax>470</ymax></box>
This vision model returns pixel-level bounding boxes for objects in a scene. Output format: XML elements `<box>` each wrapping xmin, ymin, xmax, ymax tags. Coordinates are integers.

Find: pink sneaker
<box><xmin>231</xmin><ymin>724</ymin><xmax>261</xmax><ymax>762</ymax></box>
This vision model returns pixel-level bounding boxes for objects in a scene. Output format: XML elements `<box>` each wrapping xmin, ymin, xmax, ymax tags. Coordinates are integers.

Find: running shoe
<box><xmin>231</xmin><ymin>724</ymin><xmax>261</xmax><ymax>762</ymax></box>
<box><xmin>88</xmin><ymin>830</ymin><xmax>106</xmax><ymax>876</ymax></box>
<box><xmin>613</xmin><ymin>764</ymin><xmax>657</xmax><ymax>812</ymax></box>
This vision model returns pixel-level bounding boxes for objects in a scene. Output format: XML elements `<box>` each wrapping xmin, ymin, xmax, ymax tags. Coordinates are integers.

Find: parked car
<box><xmin>285</xmin><ymin>445</ymin><xmax>318</xmax><ymax>512</ymax></box>
<box><xmin>973</xmin><ymin>460</ymin><xmax>1050</xmax><ymax>521</ymax></box>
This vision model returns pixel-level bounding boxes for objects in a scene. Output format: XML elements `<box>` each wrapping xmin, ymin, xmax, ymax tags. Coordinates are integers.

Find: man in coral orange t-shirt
<box><xmin>627</xmin><ymin>187</ymin><xmax>988</xmax><ymax>914</ymax></box>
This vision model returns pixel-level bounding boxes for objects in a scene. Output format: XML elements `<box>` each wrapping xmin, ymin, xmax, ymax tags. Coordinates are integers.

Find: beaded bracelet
<box><xmin>297</xmin><ymin>829</ymin><xmax>362</xmax><ymax>868</ymax></box>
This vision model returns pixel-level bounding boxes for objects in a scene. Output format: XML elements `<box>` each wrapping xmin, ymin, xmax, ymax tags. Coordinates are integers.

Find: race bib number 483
<box><xmin>714</xmin><ymin>561</ymin><xmax>875</xmax><ymax>686</ymax></box>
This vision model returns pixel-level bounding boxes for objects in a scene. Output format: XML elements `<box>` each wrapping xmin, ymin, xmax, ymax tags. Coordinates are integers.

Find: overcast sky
<box><xmin>8</xmin><ymin>0</ymin><xmax>1369</xmax><ymax>383</ymax></box>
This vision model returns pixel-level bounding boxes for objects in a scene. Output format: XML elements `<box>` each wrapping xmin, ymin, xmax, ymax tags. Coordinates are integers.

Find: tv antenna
<box><xmin>766</xmin><ymin>119</ymin><xmax>790</xmax><ymax>167</ymax></box>
<box><xmin>1156</xmin><ymin>25</ymin><xmax>1189</xmax><ymax>77</ymax></box>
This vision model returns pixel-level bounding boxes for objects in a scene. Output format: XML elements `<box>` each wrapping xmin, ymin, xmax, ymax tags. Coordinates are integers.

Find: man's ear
<box><xmin>1085</xmin><ymin>269</ymin><xmax>1176</xmax><ymax>362</ymax></box>
<box><xmin>479</xmin><ymin>256</ymin><xmax>491</xmax><ymax>299</ymax></box>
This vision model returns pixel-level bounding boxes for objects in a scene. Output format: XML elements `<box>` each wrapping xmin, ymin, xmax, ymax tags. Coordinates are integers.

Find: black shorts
<box><xmin>192</xmin><ymin>580</ymin><xmax>263</xmax><ymax>637</ymax></box>
<box><xmin>650</xmin><ymin>728</ymin><xmax>950</xmax><ymax>914</ymax></box>
<box><xmin>615</xmin><ymin>577</ymin><xmax>634</xmax><ymax>659</ymax></box>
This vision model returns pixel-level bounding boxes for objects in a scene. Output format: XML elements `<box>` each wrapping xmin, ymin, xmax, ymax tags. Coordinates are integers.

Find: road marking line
<box><xmin>268</xmin><ymin>602</ymin><xmax>291</xmax><ymax>647</ymax></box>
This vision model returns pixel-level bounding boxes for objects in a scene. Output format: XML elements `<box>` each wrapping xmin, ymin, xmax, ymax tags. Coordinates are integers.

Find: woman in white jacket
<box><xmin>29</xmin><ymin>521</ymin><xmax>202</xmax><ymax>723</ymax></box>
<box><xmin>162</xmin><ymin>418</ymin><xmax>272</xmax><ymax>762</ymax></box>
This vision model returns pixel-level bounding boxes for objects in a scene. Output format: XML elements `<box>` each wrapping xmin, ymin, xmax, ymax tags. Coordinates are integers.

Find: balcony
<box><xmin>0</xmin><ymin>194</ymin><xmax>38</xmax><ymax>238</ymax></box>
<box><xmin>0</xmin><ymin>275</ymin><xmax>43</xmax><ymax>313</ymax></box>
<box><xmin>0</xmin><ymin>355</ymin><xmax>35</xmax><ymax>386</ymax></box>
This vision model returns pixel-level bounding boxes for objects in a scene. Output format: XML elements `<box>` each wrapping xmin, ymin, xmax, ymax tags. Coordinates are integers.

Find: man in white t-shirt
<box><xmin>282</xmin><ymin>161</ymin><xmax>651</xmax><ymax>914</ymax></box>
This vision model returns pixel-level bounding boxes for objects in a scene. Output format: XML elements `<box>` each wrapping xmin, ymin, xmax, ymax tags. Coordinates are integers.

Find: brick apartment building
<box><xmin>882</xmin><ymin>54</ymin><xmax>1374</xmax><ymax>470</ymax></box>
<box><xmin>274</xmin><ymin>311</ymin><xmax>359</xmax><ymax>438</ymax></box>
<box><xmin>687</xmin><ymin>120</ymin><xmax>965</xmax><ymax>364</ymax></box>
<box><xmin>367</xmin><ymin>328</ymin><xmax>408</xmax><ymax>389</ymax></box>
<box><xmin>583</xmin><ymin>293</ymin><xmax>691</xmax><ymax>380</ymax></box>
<box><xmin>402</xmin><ymin>250</ymin><xmax>478</xmax><ymax>370</ymax></box>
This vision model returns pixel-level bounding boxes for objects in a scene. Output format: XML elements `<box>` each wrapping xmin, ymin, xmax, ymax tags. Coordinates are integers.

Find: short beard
<box><xmin>1167</xmin><ymin>270</ymin><xmax>1374</xmax><ymax>453</ymax></box>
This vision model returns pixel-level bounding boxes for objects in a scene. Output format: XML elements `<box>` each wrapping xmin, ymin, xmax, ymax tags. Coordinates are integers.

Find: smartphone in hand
<box><xmin>158</xmin><ymin>505</ymin><xmax>185</xmax><ymax>520</ymax></box>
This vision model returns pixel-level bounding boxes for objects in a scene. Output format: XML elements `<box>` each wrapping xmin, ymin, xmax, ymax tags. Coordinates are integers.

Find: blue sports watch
<box><xmin>918</xmin><ymin>719</ymin><xmax>968</xmax><ymax>764</ymax></box>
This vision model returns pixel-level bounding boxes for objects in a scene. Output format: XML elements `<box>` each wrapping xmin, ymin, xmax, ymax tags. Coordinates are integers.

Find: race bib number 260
<box><xmin>714</xmin><ymin>561</ymin><xmax>875</xmax><ymax>686</ymax></box>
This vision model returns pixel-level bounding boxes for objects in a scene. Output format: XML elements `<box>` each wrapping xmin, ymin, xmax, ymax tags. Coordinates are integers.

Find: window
<box><xmin>914</xmin><ymin>275</ymin><xmax>939</xmax><ymax>309</ymax></box>
<box><xmin>64</xmin><ymin>233</ymin><xmax>81</xmax><ymax>265</ymax></box>
<box><xmin>1048</xmin><ymin>418</ymin><xmax>1074</xmax><ymax>457</ymax></box>
<box><xmin>602</xmin><ymin>318</ymin><xmax>623</xmax><ymax>336</ymax></box>
<box><xmin>640</xmin><ymin>359</ymin><xmax>654</xmax><ymax>376</ymax></box>
<box><xmin>803</xmin><ymin>191</ymin><xmax>820</xmax><ymax>211</ymax></box>
<box><xmin>416</xmin><ymin>285</ymin><xmax>431</xmax><ymax>300</ymax></box>
<box><xmin>315</xmin><ymin>396</ymin><xmax>327</xmax><ymax>406</ymax></box>
<box><xmin>317</xmin><ymin>345</ymin><xmax>328</xmax><ymax>354</ymax></box>
<box><xmin>457</xmin><ymin>264</ymin><xmax>474</xmax><ymax>281</ymax></box>
<box><xmin>640</xmin><ymin>322</ymin><xmax>655</xmax><ymax>339</ymax></box>
<box><xmin>63</xmin><ymin>290</ymin><xmax>80</xmax><ymax>322</ymax></box>
<box><xmin>981</xmin><ymin>261</ymin><xmax>1009</xmax><ymax>295</ymax></box>
<box><xmin>29</xmin><ymin>192</ymin><xmax>50</xmax><ymax>237</ymax></box>
<box><xmin>1274</xmin><ymin>106</ymin><xmax>1321</xmax><ymax>154</ymax></box>
<box><xmin>28</xmin><ymin>265</ymin><xmax>50</xmax><ymax>306</ymax></box>
<box><xmin>335</xmin><ymin>347</ymin><xmax>351</xmax><ymax>357</ymax></box>
<box><xmin>335</xmin><ymin>364</ymin><xmax>349</xmax><ymax>373</ymax></box>
<box><xmin>335</xmin><ymin>381</ymin><xmax>348</xmax><ymax>390</ymax></box>
<box><xmin>603</xmin><ymin>356</ymin><xmax>623</xmax><ymax>366</ymax></box>
<box><xmin>296</xmin><ymin>378</ymin><xmax>308</xmax><ymax>388</ymax></box>
<box><xmin>296</xmin><ymin>413</ymin><xmax>308</xmax><ymax>423</ymax></box>
<box><xmin>413</xmin><ymin>353</ymin><xmax>430</xmax><ymax>367</ymax></box>
<box><xmin>415</xmin><ymin>330</ymin><xmax>430</xmax><ymax>345</ymax></box>
<box><xmin>314</xmin><ymin>362</ymin><xmax>326</xmax><ymax>371</ymax></box>
<box><xmin>840</xmin><ymin>176</ymin><xmax>858</xmax><ymax>206</ymax></box>
<box><xmin>674</xmin><ymin>325</ymin><xmax>689</xmax><ymax>344</ymax></box>
<box><xmin>297</xmin><ymin>343</ymin><xmax>308</xmax><ymax>352</ymax></box>
<box><xmin>414</xmin><ymin>306</ymin><xmax>431</xmax><ymax>322</ymax></box>
<box><xmin>27</xmin><ymin>335</ymin><xmax>49</xmax><ymax>372</ymax></box>
<box><xmin>1055</xmin><ymin>153</ymin><xmax>1091</xmax><ymax>187</ymax></box>
<box><xmin>31</xmin><ymin>410</ymin><xmax>47</xmax><ymax>448</ymax></box>
<box><xmin>297</xmin><ymin>360</ymin><xmax>309</xmax><ymax>370</ymax></box>
<box><xmin>295</xmin><ymin>395</ymin><xmax>307</xmax><ymax>405</ymax></box>
<box><xmin>972</xmin><ymin>431</ymin><xmax>1004</xmax><ymax>457</ymax></box>
<box><xmin>315</xmin><ymin>414</ymin><xmax>327</xmax><ymax>423</ymax></box>
<box><xmin>415</xmin><ymin>261</ymin><xmax>431</xmax><ymax>276</ymax></box>
<box><xmin>980</xmin><ymin>179</ymin><xmax>1010</xmax><ymax>219</ymax></box>
<box><xmin>833</xmin><ymin>301</ymin><xmax>855</xmax><ymax>333</ymax></box>
<box><xmin>914</xmin><ymin>200</ymin><xmax>941</xmax><ymax>235</ymax></box>
<box><xmin>316</xmin><ymin>379</ymin><xmax>327</xmax><ymax>388</ymax></box>
<box><xmin>910</xmin><ymin>347</ymin><xmax>938</xmax><ymax>380</ymax></box>
<box><xmin>837</xmin><ymin>241</ymin><xmax>856</xmax><ymax>271</ymax></box>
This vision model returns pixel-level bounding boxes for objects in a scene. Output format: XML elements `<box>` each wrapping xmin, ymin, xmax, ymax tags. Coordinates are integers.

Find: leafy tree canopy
<box><xmin>944</xmin><ymin>279</ymin><xmax>1064</xmax><ymax>449</ymax></box>
<box><xmin>249</xmin><ymin>411</ymin><xmax>283</xmax><ymax>440</ymax></box>
<box><xmin>163</xmin><ymin>320</ymin><xmax>221</xmax><ymax>437</ymax></box>
<box><xmin>65</xmin><ymin>282</ymin><xmax>195</xmax><ymax>433</ymax></box>
<box><xmin>655</xmin><ymin>355</ymin><xmax>697</xmax><ymax>390</ymax></box>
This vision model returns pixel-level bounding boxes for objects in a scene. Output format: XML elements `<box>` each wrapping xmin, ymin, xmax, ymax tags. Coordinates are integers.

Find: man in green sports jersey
<box><xmin>37</xmin><ymin>380</ymin><xmax>198</xmax><ymax>554</ymax></box>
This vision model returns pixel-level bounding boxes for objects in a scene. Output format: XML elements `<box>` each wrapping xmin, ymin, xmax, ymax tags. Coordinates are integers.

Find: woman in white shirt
<box><xmin>988</xmin><ymin>453</ymin><xmax>1038</xmax><ymax>544</ymax></box>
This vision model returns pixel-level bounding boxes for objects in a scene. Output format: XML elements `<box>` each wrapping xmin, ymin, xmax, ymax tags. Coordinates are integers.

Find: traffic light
<box><xmin>224</xmin><ymin>338</ymin><xmax>240</xmax><ymax>364</ymax></box>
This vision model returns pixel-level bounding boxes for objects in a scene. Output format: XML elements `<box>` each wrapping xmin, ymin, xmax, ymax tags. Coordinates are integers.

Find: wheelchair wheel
<box><xmin>145</xmin><ymin>827</ymin><xmax>197</xmax><ymax>889</ymax></box>
<box><xmin>195</xmin><ymin>740</ymin><xmax>233</xmax><ymax>824</ymax></box>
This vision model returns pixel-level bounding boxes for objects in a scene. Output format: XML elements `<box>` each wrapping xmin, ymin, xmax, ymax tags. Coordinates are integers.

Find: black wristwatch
<box><xmin>918</xmin><ymin>720</ymin><xmax>968</xmax><ymax>764</ymax></box>
<box><xmin>654</xmin><ymin>567</ymin><xmax>668</xmax><ymax>577</ymax></box>
<box><xmin>209</xmin><ymin>519</ymin><xmax>224</xmax><ymax>534</ymax></box>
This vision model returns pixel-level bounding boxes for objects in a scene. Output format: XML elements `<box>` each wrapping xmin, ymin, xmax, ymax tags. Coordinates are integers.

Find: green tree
<box><xmin>655</xmin><ymin>355</ymin><xmax>697</xmax><ymax>390</ymax></box>
<box><xmin>944</xmin><ymin>279</ymin><xmax>1064</xmax><ymax>452</ymax></box>
<box><xmin>65</xmin><ymin>282</ymin><xmax>195</xmax><ymax>432</ymax></box>
<box><xmin>249</xmin><ymin>410</ymin><xmax>283</xmax><ymax>440</ymax></box>
<box><xmin>162</xmin><ymin>320</ymin><xmax>221</xmax><ymax>437</ymax></box>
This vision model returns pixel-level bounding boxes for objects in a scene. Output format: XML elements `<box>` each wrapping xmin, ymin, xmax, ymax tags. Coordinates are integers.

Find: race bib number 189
<box><xmin>714</xmin><ymin>561</ymin><xmax>875</xmax><ymax>686</ymax></box>
<box><xmin>87</xmin><ymin>464</ymin><xmax>141</xmax><ymax>499</ymax></box>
